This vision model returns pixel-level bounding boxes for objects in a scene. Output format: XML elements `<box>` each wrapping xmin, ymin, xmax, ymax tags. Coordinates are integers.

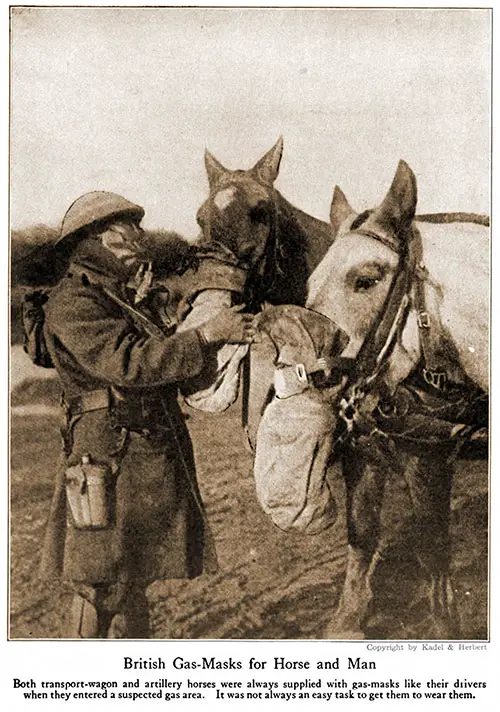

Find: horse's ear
<box><xmin>374</xmin><ymin>160</ymin><xmax>417</xmax><ymax>233</ymax></box>
<box><xmin>204</xmin><ymin>150</ymin><xmax>228</xmax><ymax>189</ymax></box>
<box><xmin>252</xmin><ymin>136</ymin><xmax>284</xmax><ymax>185</ymax></box>
<box><xmin>330</xmin><ymin>185</ymin><xmax>354</xmax><ymax>238</ymax></box>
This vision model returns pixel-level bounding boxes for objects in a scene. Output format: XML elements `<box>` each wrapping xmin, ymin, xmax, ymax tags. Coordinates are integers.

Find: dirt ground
<box><xmin>10</xmin><ymin>367</ymin><xmax>488</xmax><ymax>641</ymax></box>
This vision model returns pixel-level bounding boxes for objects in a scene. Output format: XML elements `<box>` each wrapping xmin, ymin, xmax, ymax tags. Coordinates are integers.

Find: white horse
<box><xmin>254</xmin><ymin>160</ymin><xmax>489</xmax><ymax>638</ymax></box>
<box><xmin>309</xmin><ymin>163</ymin><xmax>488</xmax><ymax>393</ymax></box>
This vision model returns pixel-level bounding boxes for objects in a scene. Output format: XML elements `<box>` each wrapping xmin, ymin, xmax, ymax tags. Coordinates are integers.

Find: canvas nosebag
<box><xmin>254</xmin><ymin>392</ymin><xmax>337</xmax><ymax>534</ymax></box>
<box><xmin>253</xmin><ymin>305</ymin><xmax>349</xmax><ymax>534</ymax></box>
<box><xmin>178</xmin><ymin>289</ymin><xmax>248</xmax><ymax>413</ymax></box>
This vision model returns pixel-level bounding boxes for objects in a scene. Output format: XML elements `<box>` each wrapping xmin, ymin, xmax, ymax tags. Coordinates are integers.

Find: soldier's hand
<box><xmin>198</xmin><ymin>305</ymin><xmax>256</xmax><ymax>345</ymax></box>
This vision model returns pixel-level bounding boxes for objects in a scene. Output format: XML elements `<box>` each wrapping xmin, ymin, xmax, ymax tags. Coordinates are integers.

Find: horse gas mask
<box><xmin>253</xmin><ymin>306</ymin><xmax>349</xmax><ymax>534</ymax></box>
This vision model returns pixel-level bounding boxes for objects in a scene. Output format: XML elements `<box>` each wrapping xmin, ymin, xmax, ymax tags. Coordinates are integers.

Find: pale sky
<box><xmin>10</xmin><ymin>7</ymin><xmax>490</xmax><ymax>239</ymax></box>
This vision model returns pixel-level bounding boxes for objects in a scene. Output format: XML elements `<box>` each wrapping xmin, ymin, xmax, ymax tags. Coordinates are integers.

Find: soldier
<box><xmin>40</xmin><ymin>191</ymin><xmax>254</xmax><ymax>638</ymax></box>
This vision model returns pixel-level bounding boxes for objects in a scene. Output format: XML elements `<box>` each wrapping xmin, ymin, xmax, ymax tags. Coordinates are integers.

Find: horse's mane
<box><xmin>276</xmin><ymin>192</ymin><xmax>333</xmax><ymax>274</ymax></box>
<box><xmin>141</xmin><ymin>230</ymin><xmax>198</xmax><ymax>278</ymax></box>
<box><xmin>256</xmin><ymin>191</ymin><xmax>333</xmax><ymax>308</ymax></box>
<box><xmin>258</xmin><ymin>192</ymin><xmax>313</xmax><ymax>307</ymax></box>
<box><xmin>11</xmin><ymin>225</ymin><xmax>62</xmax><ymax>287</ymax></box>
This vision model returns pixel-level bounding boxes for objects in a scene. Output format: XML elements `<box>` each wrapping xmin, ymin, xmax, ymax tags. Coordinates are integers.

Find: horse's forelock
<box><xmin>350</xmin><ymin>210</ymin><xmax>373</xmax><ymax>232</ymax></box>
<box><xmin>263</xmin><ymin>194</ymin><xmax>309</xmax><ymax>305</ymax></box>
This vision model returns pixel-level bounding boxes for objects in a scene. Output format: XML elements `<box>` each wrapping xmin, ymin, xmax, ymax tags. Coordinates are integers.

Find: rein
<box><xmin>416</xmin><ymin>212</ymin><xmax>490</xmax><ymax>227</ymax></box>
<box><xmin>347</xmin><ymin>212</ymin><xmax>489</xmax><ymax>394</ymax></box>
<box><xmin>315</xmin><ymin>212</ymin><xmax>487</xmax><ymax>449</ymax></box>
<box><xmin>338</xmin><ymin>212</ymin><xmax>488</xmax><ymax>402</ymax></box>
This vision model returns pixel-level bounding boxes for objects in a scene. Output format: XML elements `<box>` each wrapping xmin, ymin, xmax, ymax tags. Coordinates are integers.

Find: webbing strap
<box><xmin>102</xmin><ymin>287</ymin><xmax>166</xmax><ymax>339</ymax></box>
<box><xmin>63</xmin><ymin>388</ymin><xmax>112</xmax><ymax>415</ymax></box>
<box><xmin>241</xmin><ymin>349</ymin><xmax>253</xmax><ymax>450</ymax></box>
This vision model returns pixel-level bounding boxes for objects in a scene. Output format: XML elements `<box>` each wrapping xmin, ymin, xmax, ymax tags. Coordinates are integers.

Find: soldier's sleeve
<box><xmin>46</xmin><ymin>286</ymin><xmax>205</xmax><ymax>387</ymax></box>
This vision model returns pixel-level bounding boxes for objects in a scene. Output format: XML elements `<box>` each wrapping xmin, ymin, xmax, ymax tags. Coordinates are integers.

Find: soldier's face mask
<box><xmin>101</xmin><ymin>221</ymin><xmax>146</xmax><ymax>270</ymax></box>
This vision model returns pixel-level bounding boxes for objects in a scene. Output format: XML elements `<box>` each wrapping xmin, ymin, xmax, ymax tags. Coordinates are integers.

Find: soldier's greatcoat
<box><xmin>41</xmin><ymin>238</ymin><xmax>217</xmax><ymax>588</ymax></box>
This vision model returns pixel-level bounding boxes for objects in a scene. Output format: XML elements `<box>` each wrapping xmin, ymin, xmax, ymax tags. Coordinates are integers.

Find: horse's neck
<box><xmin>276</xmin><ymin>193</ymin><xmax>333</xmax><ymax>275</ymax></box>
<box><xmin>388</xmin><ymin>220</ymin><xmax>489</xmax><ymax>393</ymax></box>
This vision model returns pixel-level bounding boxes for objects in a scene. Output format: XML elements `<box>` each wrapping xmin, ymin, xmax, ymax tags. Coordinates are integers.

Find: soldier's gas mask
<box><xmin>100</xmin><ymin>219</ymin><xmax>147</xmax><ymax>272</ymax></box>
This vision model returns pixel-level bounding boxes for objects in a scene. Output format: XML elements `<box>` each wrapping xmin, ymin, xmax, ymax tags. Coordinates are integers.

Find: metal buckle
<box><xmin>295</xmin><ymin>363</ymin><xmax>308</xmax><ymax>383</ymax></box>
<box><xmin>423</xmin><ymin>368</ymin><xmax>447</xmax><ymax>391</ymax></box>
<box><xmin>339</xmin><ymin>398</ymin><xmax>356</xmax><ymax>429</ymax></box>
<box><xmin>417</xmin><ymin>311</ymin><xmax>431</xmax><ymax>328</ymax></box>
<box><xmin>339</xmin><ymin>385</ymin><xmax>364</xmax><ymax>433</ymax></box>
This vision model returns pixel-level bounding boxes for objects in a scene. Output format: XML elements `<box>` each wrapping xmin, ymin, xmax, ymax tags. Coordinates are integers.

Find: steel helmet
<box><xmin>58</xmin><ymin>191</ymin><xmax>145</xmax><ymax>244</ymax></box>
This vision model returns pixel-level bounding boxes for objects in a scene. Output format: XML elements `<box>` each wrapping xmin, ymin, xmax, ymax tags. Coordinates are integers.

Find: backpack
<box><xmin>21</xmin><ymin>290</ymin><xmax>54</xmax><ymax>369</ymax></box>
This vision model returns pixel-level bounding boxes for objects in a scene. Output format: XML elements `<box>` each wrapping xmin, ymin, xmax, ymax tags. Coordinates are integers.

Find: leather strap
<box><xmin>102</xmin><ymin>286</ymin><xmax>166</xmax><ymax>340</ymax></box>
<box><xmin>411</xmin><ymin>230</ymin><xmax>448</xmax><ymax>390</ymax></box>
<box><xmin>64</xmin><ymin>388</ymin><xmax>113</xmax><ymax>415</ymax></box>
<box><xmin>241</xmin><ymin>349</ymin><xmax>253</xmax><ymax>449</ymax></box>
<box><xmin>350</xmin><ymin>225</ymin><xmax>415</xmax><ymax>388</ymax></box>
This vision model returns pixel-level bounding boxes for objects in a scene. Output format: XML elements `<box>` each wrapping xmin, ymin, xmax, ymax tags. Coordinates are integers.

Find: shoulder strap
<box><xmin>241</xmin><ymin>349</ymin><xmax>253</xmax><ymax>451</ymax></box>
<box><xmin>101</xmin><ymin>286</ymin><xmax>166</xmax><ymax>340</ymax></box>
<box><xmin>21</xmin><ymin>290</ymin><xmax>54</xmax><ymax>368</ymax></box>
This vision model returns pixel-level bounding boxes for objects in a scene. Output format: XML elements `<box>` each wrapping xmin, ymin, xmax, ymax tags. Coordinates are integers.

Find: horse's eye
<box><xmin>354</xmin><ymin>276</ymin><xmax>380</xmax><ymax>292</ymax></box>
<box><xmin>249</xmin><ymin>205</ymin><xmax>269</xmax><ymax>225</ymax></box>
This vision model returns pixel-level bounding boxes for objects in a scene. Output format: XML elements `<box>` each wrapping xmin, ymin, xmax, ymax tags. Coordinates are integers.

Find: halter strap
<box><xmin>351</xmin><ymin>224</ymin><xmax>416</xmax><ymax>384</ymax></box>
<box><xmin>353</xmin><ymin>227</ymin><xmax>404</xmax><ymax>255</ymax></box>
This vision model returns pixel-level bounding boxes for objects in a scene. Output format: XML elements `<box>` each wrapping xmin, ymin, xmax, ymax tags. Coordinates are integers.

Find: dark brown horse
<box><xmin>196</xmin><ymin>137</ymin><xmax>333</xmax><ymax>308</ymax></box>
<box><xmin>178</xmin><ymin>138</ymin><xmax>335</xmax><ymax>433</ymax></box>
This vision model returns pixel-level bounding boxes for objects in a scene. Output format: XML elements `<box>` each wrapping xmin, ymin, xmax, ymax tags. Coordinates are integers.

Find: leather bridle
<box><xmin>268</xmin><ymin>217</ymin><xmax>422</xmax><ymax>444</ymax></box>
<box><xmin>333</xmin><ymin>221</ymin><xmax>419</xmax><ymax>439</ymax></box>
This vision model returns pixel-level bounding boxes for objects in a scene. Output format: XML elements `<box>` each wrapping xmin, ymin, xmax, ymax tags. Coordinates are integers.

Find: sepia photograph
<box><xmin>9</xmin><ymin>5</ymin><xmax>490</xmax><ymax>648</ymax></box>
